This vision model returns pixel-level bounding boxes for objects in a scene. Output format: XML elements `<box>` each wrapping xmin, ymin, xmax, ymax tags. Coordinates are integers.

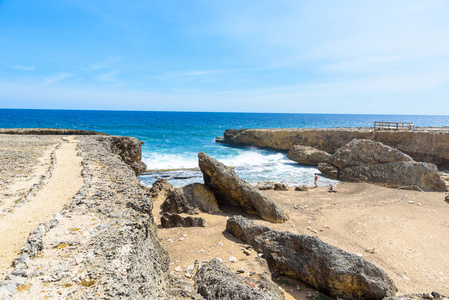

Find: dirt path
<box><xmin>0</xmin><ymin>137</ymin><xmax>83</xmax><ymax>278</ymax></box>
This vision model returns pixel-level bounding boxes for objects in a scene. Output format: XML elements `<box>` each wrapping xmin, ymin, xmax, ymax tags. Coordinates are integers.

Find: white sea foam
<box><xmin>141</xmin><ymin>149</ymin><xmax>338</xmax><ymax>188</ymax></box>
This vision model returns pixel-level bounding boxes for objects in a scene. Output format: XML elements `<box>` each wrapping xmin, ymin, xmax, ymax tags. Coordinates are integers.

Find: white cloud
<box><xmin>41</xmin><ymin>73</ymin><xmax>73</xmax><ymax>86</ymax></box>
<box><xmin>12</xmin><ymin>65</ymin><xmax>35</xmax><ymax>71</ymax></box>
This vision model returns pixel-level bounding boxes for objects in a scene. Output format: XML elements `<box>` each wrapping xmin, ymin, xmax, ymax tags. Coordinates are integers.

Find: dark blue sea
<box><xmin>1</xmin><ymin>109</ymin><xmax>448</xmax><ymax>187</ymax></box>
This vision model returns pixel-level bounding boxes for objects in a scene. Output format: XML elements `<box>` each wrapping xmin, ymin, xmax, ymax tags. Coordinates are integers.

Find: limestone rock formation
<box><xmin>97</xmin><ymin>136</ymin><xmax>147</xmax><ymax>176</ymax></box>
<box><xmin>193</xmin><ymin>258</ymin><xmax>285</xmax><ymax>300</ymax></box>
<box><xmin>161</xmin><ymin>189</ymin><xmax>198</xmax><ymax>215</ymax></box>
<box><xmin>160</xmin><ymin>213</ymin><xmax>206</xmax><ymax>228</ymax></box>
<box><xmin>149</xmin><ymin>178</ymin><xmax>174</xmax><ymax>202</ymax></box>
<box><xmin>318</xmin><ymin>163</ymin><xmax>339</xmax><ymax>180</ymax></box>
<box><xmin>331</xmin><ymin>139</ymin><xmax>412</xmax><ymax>168</ymax></box>
<box><xmin>321</xmin><ymin>139</ymin><xmax>447</xmax><ymax>192</ymax></box>
<box><xmin>287</xmin><ymin>145</ymin><xmax>331</xmax><ymax>166</ymax></box>
<box><xmin>273</xmin><ymin>183</ymin><xmax>288</xmax><ymax>191</ymax></box>
<box><xmin>227</xmin><ymin>216</ymin><xmax>397</xmax><ymax>300</ymax></box>
<box><xmin>161</xmin><ymin>183</ymin><xmax>220</xmax><ymax>215</ymax></box>
<box><xmin>182</xmin><ymin>183</ymin><xmax>220</xmax><ymax>213</ymax></box>
<box><xmin>198</xmin><ymin>152</ymin><xmax>288</xmax><ymax>223</ymax></box>
<box><xmin>222</xmin><ymin>128</ymin><xmax>449</xmax><ymax>169</ymax></box>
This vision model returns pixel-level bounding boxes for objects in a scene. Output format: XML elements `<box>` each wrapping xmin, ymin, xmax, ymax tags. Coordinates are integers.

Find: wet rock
<box><xmin>227</xmin><ymin>216</ymin><xmax>397</xmax><ymax>300</ymax></box>
<box><xmin>287</xmin><ymin>145</ymin><xmax>331</xmax><ymax>166</ymax></box>
<box><xmin>198</xmin><ymin>152</ymin><xmax>288</xmax><ymax>223</ymax></box>
<box><xmin>193</xmin><ymin>258</ymin><xmax>285</xmax><ymax>300</ymax></box>
<box><xmin>273</xmin><ymin>183</ymin><xmax>289</xmax><ymax>191</ymax></box>
<box><xmin>149</xmin><ymin>178</ymin><xmax>174</xmax><ymax>202</ymax></box>
<box><xmin>161</xmin><ymin>213</ymin><xmax>206</xmax><ymax>228</ymax></box>
<box><xmin>295</xmin><ymin>185</ymin><xmax>309</xmax><ymax>192</ymax></box>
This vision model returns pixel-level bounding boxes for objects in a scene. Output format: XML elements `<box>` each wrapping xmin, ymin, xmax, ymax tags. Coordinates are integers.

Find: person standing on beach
<box><xmin>314</xmin><ymin>173</ymin><xmax>318</xmax><ymax>188</ymax></box>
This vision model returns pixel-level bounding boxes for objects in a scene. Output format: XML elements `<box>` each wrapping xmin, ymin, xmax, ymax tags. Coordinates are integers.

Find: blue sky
<box><xmin>0</xmin><ymin>0</ymin><xmax>448</xmax><ymax>114</ymax></box>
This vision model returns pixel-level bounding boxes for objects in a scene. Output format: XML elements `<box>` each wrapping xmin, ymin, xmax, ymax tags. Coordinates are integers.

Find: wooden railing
<box><xmin>374</xmin><ymin>122</ymin><xmax>415</xmax><ymax>131</ymax></box>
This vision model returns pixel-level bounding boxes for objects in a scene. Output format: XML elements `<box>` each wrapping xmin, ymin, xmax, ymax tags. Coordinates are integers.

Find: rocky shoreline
<box><xmin>1</xmin><ymin>130</ymin><xmax>448</xmax><ymax>299</ymax></box>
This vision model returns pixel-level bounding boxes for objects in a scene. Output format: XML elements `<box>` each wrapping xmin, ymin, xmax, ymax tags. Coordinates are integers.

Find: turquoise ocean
<box><xmin>1</xmin><ymin>109</ymin><xmax>448</xmax><ymax>188</ymax></box>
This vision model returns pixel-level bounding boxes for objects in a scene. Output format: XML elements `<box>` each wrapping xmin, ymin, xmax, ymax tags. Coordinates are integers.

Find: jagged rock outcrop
<box><xmin>287</xmin><ymin>145</ymin><xmax>331</xmax><ymax>166</ymax></box>
<box><xmin>321</xmin><ymin>139</ymin><xmax>447</xmax><ymax>192</ymax></box>
<box><xmin>198</xmin><ymin>152</ymin><xmax>288</xmax><ymax>223</ymax></box>
<box><xmin>193</xmin><ymin>258</ymin><xmax>285</xmax><ymax>300</ymax></box>
<box><xmin>161</xmin><ymin>189</ymin><xmax>198</xmax><ymax>215</ymax></box>
<box><xmin>227</xmin><ymin>216</ymin><xmax>397</xmax><ymax>300</ymax></box>
<box><xmin>0</xmin><ymin>135</ymin><xmax>201</xmax><ymax>299</ymax></box>
<box><xmin>182</xmin><ymin>183</ymin><xmax>221</xmax><ymax>213</ymax></box>
<box><xmin>97</xmin><ymin>136</ymin><xmax>147</xmax><ymax>176</ymax></box>
<box><xmin>318</xmin><ymin>163</ymin><xmax>339</xmax><ymax>179</ymax></box>
<box><xmin>149</xmin><ymin>178</ymin><xmax>174</xmax><ymax>202</ymax></box>
<box><xmin>161</xmin><ymin>213</ymin><xmax>206</xmax><ymax>228</ymax></box>
<box><xmin>222</xmin><ymin>128</ymin><xmax>449</xmax><ymax>169</ymax></box>
<box><xmin>161</xmin><ymin>183</ymin><xmax>220</xmax><ymax>215</ymax></box>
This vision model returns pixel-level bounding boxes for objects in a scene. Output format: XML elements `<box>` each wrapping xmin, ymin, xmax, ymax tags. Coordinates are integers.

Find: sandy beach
<box><xmin>155</xmin><ymin>182</ymin><xmax>449</xmax><ymax>298</ymax></box>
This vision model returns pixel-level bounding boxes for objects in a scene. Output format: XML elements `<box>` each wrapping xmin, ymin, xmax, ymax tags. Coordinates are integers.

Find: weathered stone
<box><xmin>193</xmin><ymin>258</ymin><xmax>285</xmax><ymax>300</ymax></box>
<box><xmin>160</xmin><ymin>183</ymin><xmax>220</xmax><ymax>215</ymax></box>
<box><xmin>149</xmin><ymin>178</ymin><xmax>174</xmax><ymax>202</ymax></box>
<box><xmin>339</xmin><ymin>161</ymin><xmax>446</xmax><ymax>191</ymax></box>
<box><xmin>273</xmin><ymin>183</ymin><xmax>289</xmax><ymax>191</ymax></box>
<box><xmin>97</xmin><ymin>136</ymin><xmax>147</xmax><ymax>176</ymax></box>
<box><xmin>295</xmin><ymin>185</ymin><xmax>308</xmax><ymax>191</ymax></box>
<box><xmin>445</xmin><ymin>193</ymin><xmax>449</xmax><ymax>203</ymax></box>
<box><xmin>318</xmin><ymin>163</ymin><xmax>339</xmax><ymax>180</ymax></box>
<box><xmin>226</xmin><ymin>216</ymin><xmax>271</xmax><ymax>245</ymax></box>
<box><xmin>198</xmin><ymin>152</ymin><xmax>288</xmax><ymax>223</ymax></box>
<box><xmin>222</xmin><ymin>127</ymin><xmax>449</xmax><ymax>169</ymax></box>
<box><xmin>227</xmin><ymin>216</ymin><xmax>397</xmax><ymax>300</ymax></box>
<box><xmin>331</xmin><ymin>139</ymin><xmax>412</xmax><ymax>168</ymax></box>
<box><xmin>160</xmin><ymin>189</ymin><xmax>198</xmax><ymax>215</ymax></box>
<box><xmin>182</xmin><ymin>183</ymin><xmax>220</xmax><ymax>213</ymax></box>
<box><xmin>161</xmin><ymin>213</ymin><xmax>206</xmax><ymax>228</ymax></box>
<box><xmin>287</xmin><ymin>145</ymin><xmax>331</xmax><ymax>166</ymax></box>
<box><xmin>332</xmin><ymin>139</ymin><xmax>446</xmax><ymax>191</ymax></box>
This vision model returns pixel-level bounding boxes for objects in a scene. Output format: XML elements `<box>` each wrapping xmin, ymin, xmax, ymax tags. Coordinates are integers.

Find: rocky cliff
<box><xmin>223</xmin><ymin>128</ymin><xmax>449</xmax><ymax>169</ymax></box>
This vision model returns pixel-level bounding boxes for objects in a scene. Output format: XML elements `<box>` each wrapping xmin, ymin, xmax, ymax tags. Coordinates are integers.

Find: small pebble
<box><xmin>174</xmin><ymin>266</ymin><xmax>182</xmax><ymax>272</ymax></box>
<box><xmin>236</xmin><ymin>268</ymin><xmax>245</xmax><ymax>274</ymax></box>
<box><xmin>228</xmin><ymin>256</ymin><xmax>237</xmax><ymax>263</ymax></box>
<box><xmin>218</xmin><ymin>242</ymin><xmax>223</xmax><ymax>247</ymax></box>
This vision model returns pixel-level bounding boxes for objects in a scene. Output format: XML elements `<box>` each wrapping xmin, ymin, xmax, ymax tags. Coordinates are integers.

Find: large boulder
<box><xmin>226</xmin><ymin>216</ymin><xmax>397</xmax><ymax>300</ymax></box>
<box><xmin>193</xmin><ymin>258</ymin><xmax>284</xmax><ymax>300</ymax></box>
<box><xmin>287</xmin><ymin>145</ymin><xmax>331</xmax><ymax>166</ymax></box>
<box><xmin>160</xmin><ymin>213</ymin><xmax>206</xmax><ymax>228</ymax></box>
<box><xmin>198</xmin><ymin>152</ymin><xmax>288</xmax><ymax>223</ymax></box>
<box><xmin>331</xmin><ymin>139</ymin><xmax>412</xmax><ymax>168</ymax></box>
<box><xmin>106</xmin><ymin>136</ymin><xmax>147</xmax><ymax>176</ymax></box>
<box><xmin>160</xmin><ymin>183</ymin><xmax>220</xmax><ymax>215</ymax></box>
<box><xmin>161</xmin><ymin>189</ymin><xmax>198</xmax><ymax>215</ymax></box>
<box><xmin>320</xmin><ymin>139</ymin><xmax>447</xmax><ymax>192</ymax></box>
<box><xmin>318</xmin><ymin>163</ymin><xmax>339</xmax><ymax>180</ymax></box>
<box><xmin>149</xmin><ymin>178</ymin><xmax>174</xmax><ymax>202</ymax></box>
<box><xmin>182</xmin><ymin>183</ymin><xmax>220</xmax><ymax>213</ymax></box>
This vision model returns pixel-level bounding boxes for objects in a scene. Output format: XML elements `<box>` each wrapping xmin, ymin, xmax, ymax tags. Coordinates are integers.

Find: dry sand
<box><xmin>155</xmin><ymin>183</ymin><xmax>449</xmax><ymax>299</ymax></box>
<box><xmin>0</xmin><ymin>136</ymin><xmax>83</xmax><ymax>278</ymax></box>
